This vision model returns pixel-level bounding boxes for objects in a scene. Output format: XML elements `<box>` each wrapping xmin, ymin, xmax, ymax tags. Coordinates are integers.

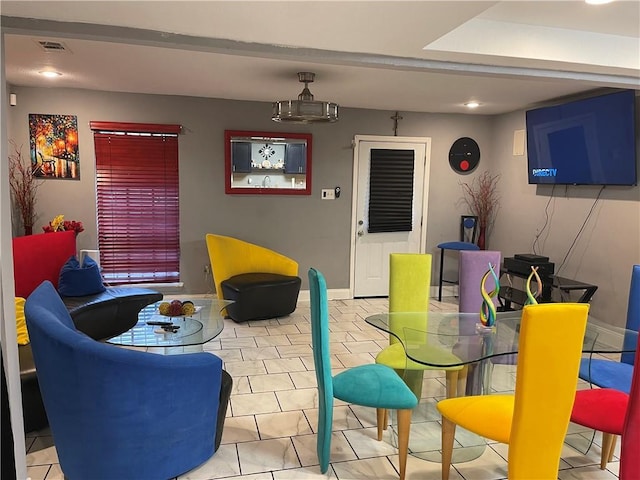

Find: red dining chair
<box><xmin>570</xmin><ymin>332</ymin><xmax>639</xmax><ymax>477</ymax></box>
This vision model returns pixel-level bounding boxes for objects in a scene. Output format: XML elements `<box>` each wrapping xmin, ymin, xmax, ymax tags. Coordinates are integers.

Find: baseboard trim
<box><xmin>299</xmin><ymin>287</ymin><xmax>455</xmax><ymax>302</ymax></box>
<box><xmin>297</xmin><ymin>288</ymin><xmax>351</xmax><ymax>302</ymax></box>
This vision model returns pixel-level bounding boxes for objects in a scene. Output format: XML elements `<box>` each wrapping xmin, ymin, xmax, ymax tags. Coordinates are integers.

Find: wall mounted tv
<box><xmin>526</xmin><ymin>89</ymin><xmax>637</xmax><ymax>186</ymax></box>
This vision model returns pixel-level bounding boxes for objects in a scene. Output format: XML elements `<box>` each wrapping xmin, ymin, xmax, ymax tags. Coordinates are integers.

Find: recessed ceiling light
<box><xmin>39</xmin><ymin>70</ymin><xmax>62</xmax><ymax>78</ymax></box>
<box><xmin>585</xmin><ymin>0</ymin><xmax>614</xmax><ymax>4</ymax></box>
<box><xmin>465</xmin><ymin>101</ymin><xmax>480</xmax><ymax>109</ymax></box>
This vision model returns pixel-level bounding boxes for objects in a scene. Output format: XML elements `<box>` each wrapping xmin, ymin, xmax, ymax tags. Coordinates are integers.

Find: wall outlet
<box><xmin>321</xmin><ymin>189</ymin><xmax>335</xmax><ymax>200</ymax></box>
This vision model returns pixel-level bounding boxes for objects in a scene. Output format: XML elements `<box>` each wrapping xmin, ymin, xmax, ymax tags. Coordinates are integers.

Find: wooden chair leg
<box><xmin>456</xmin><ymin>366</ymin><xmax>468</xmax><ymax>397</ymax></box>
<box><xmin>377</xmin><ymin>408</ymin><xmax>386</xmax><ymax>441</ymax></box>
<box><xmin>396</xmin><ymin>409</ymin><xmax>412</xmax><ymax>480</ymax></box>
<box><xmin>383</xmin><ymin>408</ymin><xmax>388</xmax><ymax>431</ymax></box>
<box><xmin>608</xmin><ymin>435</ymin><xmax>617</xmax><ymax>462</ymax></box>
<box><xmin>601</xmin><ymin>433</ymin><xmax>615</xmax><ymax>469</ymax></box>
<box><xmin>445</xmin><ymin>370</ymin><xmax>458</xmax><ymax>398</ymax></box>
<box><xmin>441</xmin><ymin>416</ymin><xmax>456</xmax><ymax>480</ymax></box>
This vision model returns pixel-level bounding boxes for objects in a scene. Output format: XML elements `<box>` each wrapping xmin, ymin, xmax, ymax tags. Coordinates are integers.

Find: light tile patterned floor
<box><xmin>25</xmin><ymin>296</ymin><xmax>621</xmax><ymax>480</ymax></box>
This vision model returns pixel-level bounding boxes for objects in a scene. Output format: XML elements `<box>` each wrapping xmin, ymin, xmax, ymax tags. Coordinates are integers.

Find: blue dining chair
<box><xmin>309</xmin><ymin>268</ymin><xmax>417</xmax><ymax>480</ymax></box>
<box><xmin>579</xmin><ymin>264</ymin><xmax>640</xmax><ymax>393</ymax></box>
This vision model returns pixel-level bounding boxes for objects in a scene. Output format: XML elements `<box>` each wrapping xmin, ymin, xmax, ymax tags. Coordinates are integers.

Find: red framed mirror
<box><xmin>225</xmin><ymin>130</ymin><xmax>312</xmax><ymax>195</ymax></box>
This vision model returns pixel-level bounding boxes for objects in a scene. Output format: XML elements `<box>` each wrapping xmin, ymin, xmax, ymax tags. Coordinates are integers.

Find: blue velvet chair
<box><xmin>579</xmin><ymin>264</ymin><xmax>640</xmax><ymax>393</ymax></box>
<box><xmin>309</xmin><ymin>268</ymin><xmax>417</xmax><ymax>480</ymax></box>
<box><xmin>25</xmin><ymin>281</ymin><xmax>229</xmax><ymax>480</ymax></box>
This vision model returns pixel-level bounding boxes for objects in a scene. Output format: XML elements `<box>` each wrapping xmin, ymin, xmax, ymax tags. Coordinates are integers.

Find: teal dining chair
<box><xmin>309</xmin><ymin>268</ymin><xmax>418</xmax><ymax>480</ymax></box>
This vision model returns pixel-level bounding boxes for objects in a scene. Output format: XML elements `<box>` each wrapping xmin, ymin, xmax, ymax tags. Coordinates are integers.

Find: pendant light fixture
<box><xmin>272</xmin><ymin>72</ymin><xmax>339</xmax><ymax>124</ymax></box>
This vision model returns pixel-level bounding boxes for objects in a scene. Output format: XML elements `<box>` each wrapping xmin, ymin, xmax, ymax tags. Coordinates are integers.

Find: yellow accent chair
<box><xmin>205</xmin><ymin>234</ymin><xmax>301</xmax><ymax>322</ymax></box>
<box><xmin>375</xmin><ymin>253</ymin><xmax>465</xmax><ymax>403</ymax></box>
<box><xmin>436</xmin><ymin>303</ymin><xmax>590</xmax><ymax>480</ymax></box>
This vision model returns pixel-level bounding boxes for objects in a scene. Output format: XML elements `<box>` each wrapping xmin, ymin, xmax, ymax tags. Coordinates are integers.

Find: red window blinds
<box><xmin>91</xmin><ymin>122</ymin><xmax>181</xmax><ymax>285</ymax></box>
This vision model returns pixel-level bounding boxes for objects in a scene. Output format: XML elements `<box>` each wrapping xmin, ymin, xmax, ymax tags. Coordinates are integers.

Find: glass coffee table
<box><xmin>107</xmin><ymin>298</ymin><xmax>233</xmax><ymax>348</ymax></box>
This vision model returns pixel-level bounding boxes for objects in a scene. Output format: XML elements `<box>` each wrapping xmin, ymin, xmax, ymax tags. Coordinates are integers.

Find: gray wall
<box><xmin>7</xmin><ymin>86</ymin><xmax>640</xmax><ymax>325</ymax></box>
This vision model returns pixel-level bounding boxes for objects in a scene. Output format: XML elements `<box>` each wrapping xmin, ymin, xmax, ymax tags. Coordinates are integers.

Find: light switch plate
<box><xmin>321</xmin><ymin>189</ymin><xmax>335</xmax><ymax>200</ymax></box>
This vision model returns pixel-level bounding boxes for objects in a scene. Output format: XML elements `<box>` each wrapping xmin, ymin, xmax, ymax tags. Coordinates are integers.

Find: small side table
<box><xmin>498</xmin><ymin>271</ymin><xmax>597</xmax><ymax>310</ymax></box>
<box><xmin>552</xmin><ymin>276</ymin><xmax>598</xmax><ymax>303</ymax></box>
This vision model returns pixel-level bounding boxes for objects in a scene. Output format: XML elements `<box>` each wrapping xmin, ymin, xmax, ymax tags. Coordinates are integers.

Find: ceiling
<box><xmin>1</xmin><ymin>1</ymin><xmax>639</xmax><ymax>115</ymax></box>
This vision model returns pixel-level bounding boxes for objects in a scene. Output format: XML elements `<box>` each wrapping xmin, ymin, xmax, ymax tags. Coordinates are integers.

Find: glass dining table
<box><xmin>365</xmin><ymin>310</ymin><xmax>637</xmax><ymax>463</ymax></box>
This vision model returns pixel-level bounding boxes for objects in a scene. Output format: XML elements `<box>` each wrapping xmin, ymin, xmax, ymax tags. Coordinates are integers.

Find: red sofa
<box><xmin>13</xmin><ymin>231</ymin><xmax>163</xmax><ymax>431</ymax></box>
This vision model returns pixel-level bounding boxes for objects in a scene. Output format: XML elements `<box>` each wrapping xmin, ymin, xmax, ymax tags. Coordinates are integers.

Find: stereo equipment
<box><xmin>504</xmin><ymin>256</ymin><xmax>555</xmax><ymax>277</ymax></box>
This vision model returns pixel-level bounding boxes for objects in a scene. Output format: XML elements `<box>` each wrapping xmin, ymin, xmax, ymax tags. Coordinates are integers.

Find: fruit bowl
<box><xmin>157</xmin><ymin>300</ymin><xmax>201</xmax><ymax>317</ymax></box>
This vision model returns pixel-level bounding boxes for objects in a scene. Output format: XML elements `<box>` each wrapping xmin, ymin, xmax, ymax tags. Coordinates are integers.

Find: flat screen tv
<box><xmin>526</xmin><ymin>89</ymin><xmax>637</xmax><ymax>186</ymax></box>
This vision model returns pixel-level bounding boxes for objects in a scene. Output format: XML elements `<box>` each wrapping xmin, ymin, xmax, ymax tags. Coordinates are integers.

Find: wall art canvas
<box><xmin>29</xmin><ymin>114</ymin><xmax>80</xmax><ymax>179</ymax></box>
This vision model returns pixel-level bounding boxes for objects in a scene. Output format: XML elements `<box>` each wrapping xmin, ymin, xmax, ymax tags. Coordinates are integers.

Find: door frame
<box><xmin>349</xmin><ymin>135</ymin><xmax>432</xmax><ymax>297</ymax></box>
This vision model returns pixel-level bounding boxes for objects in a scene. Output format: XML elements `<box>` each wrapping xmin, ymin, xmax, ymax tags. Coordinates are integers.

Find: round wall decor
<box><xmin>449</xmin><ymin>137</ymin><xmax>480</xmax><ymax>173</ymax></box>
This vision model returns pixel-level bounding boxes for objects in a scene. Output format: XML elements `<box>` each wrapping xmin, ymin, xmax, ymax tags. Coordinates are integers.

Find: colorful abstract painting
<box><xmin>29</xmin><ymin>114</ymin><xmax>80</xmax><ymax>179</ymax></box>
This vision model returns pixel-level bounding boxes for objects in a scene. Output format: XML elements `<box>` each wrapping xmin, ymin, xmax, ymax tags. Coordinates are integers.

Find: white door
<box><xmin>351</xmin><ymin>136</ymin><xmax>431</xmax><ymax>297</ymax></box>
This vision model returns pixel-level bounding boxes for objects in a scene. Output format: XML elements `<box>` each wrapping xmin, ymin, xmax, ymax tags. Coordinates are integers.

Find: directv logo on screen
<box><xmin>531</xmin><ymin>168</ymin><xmax>557</xmax><ymax>177</ymax></box>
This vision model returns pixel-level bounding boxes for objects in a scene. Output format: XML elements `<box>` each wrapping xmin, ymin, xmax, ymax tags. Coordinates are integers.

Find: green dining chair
<box><xmin>375</xmin><ymin>253</ymin><xmax>465</xmax><ymax>401</ymax></box>
<box><xmin>309</xmin><ymin>268</ymin><xmax>418</xmax><ymax>480</ymax></box>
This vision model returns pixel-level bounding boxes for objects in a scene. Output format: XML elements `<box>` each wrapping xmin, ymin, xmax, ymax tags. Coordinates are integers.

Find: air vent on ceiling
<box><xmin>35</xmin><ymin>40</ymin><xmax>71</xmax><ymax>53</ymax></box>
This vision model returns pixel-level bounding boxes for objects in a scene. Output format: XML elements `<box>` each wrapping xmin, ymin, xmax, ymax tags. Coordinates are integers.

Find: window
<box><xmin>90</xmin><ymin>122</ymin><xmax>181</xmax><ymax>285</ymax></box>
<box><xmin>367</xmin><ymin>148</ymin><xmax>415</xmax><ymax>233</ymax></box>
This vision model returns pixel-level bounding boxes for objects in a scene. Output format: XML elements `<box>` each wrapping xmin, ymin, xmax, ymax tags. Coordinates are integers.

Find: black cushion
<box><xmin>215</xmin><ymin>370</ymin><xmax>233</xmax><ymax>452</ymax></box>
<box><xmin>63</xmin><ymin>287</ymin><xmax>163</xmax><ymax>340</ymax></box>
<box><xmin>222</xmin><ymin>273</ymin><xmax>301</xmax><ymax>322</ymax></box>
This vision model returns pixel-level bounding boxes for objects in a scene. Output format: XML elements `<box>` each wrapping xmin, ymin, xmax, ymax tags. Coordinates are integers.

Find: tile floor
<box><xmin>25</xmin><ymin>296</ymin><xmax>621</xmax><ymax>480</ymax></box>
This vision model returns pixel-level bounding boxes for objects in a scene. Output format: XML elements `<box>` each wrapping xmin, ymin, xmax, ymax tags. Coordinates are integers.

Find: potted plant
<box><xmin>460</xmin><ymin>171</ymin><xmax>500</xmax><ymax>249</ymax></box>
<box><xmin>8</xmin><ymin>141</ymin><xmax>41</xmax><ymax>235</ymax></box>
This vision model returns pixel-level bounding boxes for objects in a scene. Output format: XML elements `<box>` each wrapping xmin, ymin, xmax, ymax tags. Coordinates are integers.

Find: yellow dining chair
<box><xmin>375</xmin><ymin>254</ymin><xmax>465</xmax><ymax>416</ymax></box>
<box><xmin>437</xmin><ymin>303</ymin><xmax>590</xmax><ymax>480</ymax></box>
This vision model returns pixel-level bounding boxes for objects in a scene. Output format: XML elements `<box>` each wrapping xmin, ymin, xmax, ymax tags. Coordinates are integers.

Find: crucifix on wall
<box><xmin>390</xmin><ymin>111</ymin><xmax>403</xmax><ymax>136</ymax></box>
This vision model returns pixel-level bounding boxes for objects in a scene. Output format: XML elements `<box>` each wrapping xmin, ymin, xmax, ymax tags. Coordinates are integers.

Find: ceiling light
<box><xmin>39</xmin><ymin>70</ymin><xmax>62</xmax><ymax>78</ymax></box>
<box><xmin>585</xmin><ymin>0</ymin><xmax>614</xmax><ymax>4</ymax></box>
<box><xmin>465</xmin><ymin>101</ymin><xmax>480</xmax><ymax>109</ymax></box>
<box><xmin>272</xmin><ymin>72</ymin><xmax>339</xmax><ymax>124</ymax></box>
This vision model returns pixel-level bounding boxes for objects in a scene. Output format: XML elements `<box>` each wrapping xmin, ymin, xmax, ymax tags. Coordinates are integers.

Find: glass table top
<box><xmin>107</xmin><ymin>298</ymin><xmax>233</xmax><ymax>347</ymax></box>
<box><xmin>365</xmin><ymin>310</ymin><xmax>637</xmax><ymax>367</ymax></box>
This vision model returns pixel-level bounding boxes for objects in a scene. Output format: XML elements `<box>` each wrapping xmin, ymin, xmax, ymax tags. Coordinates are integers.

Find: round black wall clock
<box><xmin>449</xmin><ymin>137</ymin><xmax>480</xmax><ymax>173</ymax></box>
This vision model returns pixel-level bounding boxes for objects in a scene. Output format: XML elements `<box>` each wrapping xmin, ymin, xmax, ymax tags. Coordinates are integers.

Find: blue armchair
<box><xmin>25</xmin><ymin>281</ymin><xmax>230</xmax><ymax>480</ymax></box>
